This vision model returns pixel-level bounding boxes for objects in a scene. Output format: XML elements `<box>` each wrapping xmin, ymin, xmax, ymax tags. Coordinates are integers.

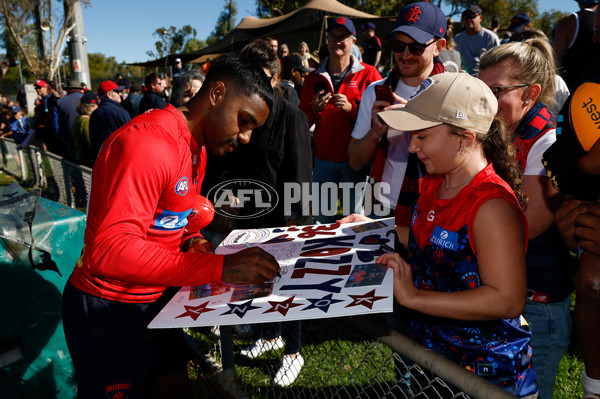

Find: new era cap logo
<box><xmin>456</xmin><ymin>110</ymin><xmax>466</xmax><ymax>119</ymax></box>
<box><xmin>404</xmin><ymin>6</ymin><xmax>422</xmax><ymax>23</ymax></box>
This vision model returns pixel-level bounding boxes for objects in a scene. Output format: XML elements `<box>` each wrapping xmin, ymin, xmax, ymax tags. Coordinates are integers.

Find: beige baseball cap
<box><xmin>378</xmin><ymin>72</ymin><xmax>498</xmax><ymax>135</ymax></box>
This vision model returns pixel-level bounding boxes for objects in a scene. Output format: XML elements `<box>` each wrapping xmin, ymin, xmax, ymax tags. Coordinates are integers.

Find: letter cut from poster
<box><xmin>148</xmin><ymin>218</ymin><xmax>395</xmax><ymax>329</ymax></box>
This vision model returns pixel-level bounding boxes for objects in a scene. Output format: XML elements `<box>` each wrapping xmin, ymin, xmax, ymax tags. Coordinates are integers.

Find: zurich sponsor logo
<box><xmin>175</xmin><ymin>177</ymin><xmax>189</xmax><ymax>196</ymax></box>
<box><xmin>207</xmin><ymin>179</ymin><xmax>278</xmax><ymax>219</ymax></box>
<box><xmin>429</xmin><ymin>226</ymin><xmax>458</xmax><ymax>251</ymax></box>
<box><xmin>153</xmin><ymin>209</ymin><xmax>192</xmax><ymax>230</ymax></box>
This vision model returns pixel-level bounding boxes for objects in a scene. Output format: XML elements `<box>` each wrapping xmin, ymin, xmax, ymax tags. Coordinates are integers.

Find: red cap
<box><xmin>98</xmin><ymin>80</ymin><xmax>125</xmax><ymax>97</ymax></box>
<box><xmin>34</xmin><ymin>79</ymin><xmax>49</xmax><ymax>88</ymax></box>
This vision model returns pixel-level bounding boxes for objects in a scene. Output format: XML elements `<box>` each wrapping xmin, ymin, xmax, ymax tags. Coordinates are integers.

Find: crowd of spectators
<box><xmin>2</xmin><ymin>2</ymin><xmax>600</xmax><ymax>396</ymax></box>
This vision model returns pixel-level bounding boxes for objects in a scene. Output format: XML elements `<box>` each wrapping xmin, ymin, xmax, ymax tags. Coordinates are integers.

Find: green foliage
<box><xmin>440</xmin><ymin>0</ymin><xmax>573</xmax><ymax>41</ymax></box>
<box><xmin>147</xmin><ymin>25</ymin><xmax>198</xmax><ymax>59</ymax></box>
<box><xmin>255</xmin><ymin>0</ymin><xmax>408</xmax><ymax>17</ymax></box>
<box><xmin>442</xmin><ymin>0</ymin><xmax>537</xmax><ymax>23</ymax></box>
<box><xmin>342</xmin><ymin>0</ymin><xmax>411</xmax><ymax>17</ymax></box>
<box><xmin>257</xmin><ymin>0</ymin><xmax>306</xmax><ymax>17</ymax></box>
<box><xmin>535</xmin><ymin>10</ymin><xmax>566</xmax><ymax>40</ymax></box>
<box><xmin>183</xmin><ymin>38</ymin><xmax>206</xmax><ymax>53</ymax></box>
<box><xmin>87</xmin><ymin>53</ymin><xmax>145</xmax><ymax>81</ymax></box>
<box><xmin>87</xmin><ymin>53</ymin><xmax>118</xmax><ymax>80</ymax></box>
<box><xmin>206</xmin><ymin>0</ymin><xmax>238</xmax><ymax>44</ymax></box>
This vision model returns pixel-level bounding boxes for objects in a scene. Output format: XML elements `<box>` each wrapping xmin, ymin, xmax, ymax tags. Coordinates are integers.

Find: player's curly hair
<box><xmin>201</xmin><ymin>52</ymin><xmax>274</xmax><ymax>111</ymax></box>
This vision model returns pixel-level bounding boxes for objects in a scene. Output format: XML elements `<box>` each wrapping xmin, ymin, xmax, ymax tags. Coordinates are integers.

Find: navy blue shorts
<box><xmin>61</xmin><ymin>281</ymin><xmax>190</xmax><ymax>399</ymax></box>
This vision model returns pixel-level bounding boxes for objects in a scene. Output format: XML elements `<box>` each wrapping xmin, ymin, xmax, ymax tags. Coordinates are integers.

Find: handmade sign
<box><xmin>148</xmin><ymin>218</ymin><xmax>395</xmax><ymax>329</ymax></box>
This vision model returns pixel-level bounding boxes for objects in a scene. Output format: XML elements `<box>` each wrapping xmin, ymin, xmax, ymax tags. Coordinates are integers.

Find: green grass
<box><xmin>185</xmin><ymin>315</ymin><xmax>587</xmax><ymax>399</ymax></box>
<box><xmin>555</xmin><ymin>352</ymin><xmax>585</xmax><ymax>398</ymax></box>
<box><xmin>0</xmin><ymin>170</ymin><xmax>18</xmax><ymax>186</ymax></box>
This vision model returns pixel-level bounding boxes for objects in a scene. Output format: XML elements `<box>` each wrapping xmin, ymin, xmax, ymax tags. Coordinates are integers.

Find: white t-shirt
<box><xmin>524</xmin><ymin>128</ymin><xmax>556</xmax><ymax>176</ymax></box>
<box><xmin>351</xmin><ymin>78</ymin><xmax>417</xmax><ymax>208</ymax></box>
<box><xmin>551</xmin><ymin>75</ymin><xmax>570</xmax><ymax>124</ymax></box>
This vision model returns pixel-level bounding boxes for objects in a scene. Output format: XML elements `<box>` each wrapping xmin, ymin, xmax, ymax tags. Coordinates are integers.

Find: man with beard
<box><xmin>348</xmin><ymin>1</ymin><xmax>447</xmax><ymax>226</ymax></box>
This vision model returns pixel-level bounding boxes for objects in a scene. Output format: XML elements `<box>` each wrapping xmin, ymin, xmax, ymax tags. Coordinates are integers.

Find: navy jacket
<box><xmin>89</xmin><ymin>98</ymin><xmax>130</xmax><ymax>159</ymax></box>
<box><xmin>139</xmin><ymin>91</ymin><xmax>168</xmax><ymax>115</ymax></box>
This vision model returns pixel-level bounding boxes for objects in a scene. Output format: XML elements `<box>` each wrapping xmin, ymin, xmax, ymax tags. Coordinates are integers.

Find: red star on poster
<box><xmin>175</xmin><ymin>301</ymin><xmax>216</xmax><ymax>321</ymax></box>
<box><xmin>263</xmin><ymin>296</ymin><xmax>302</xmax><ymax>316</ymax></box>
<box><xmin>345</xmin><ymin>289</ymin><xmax>386</xmax><ymax>310</ymax></box>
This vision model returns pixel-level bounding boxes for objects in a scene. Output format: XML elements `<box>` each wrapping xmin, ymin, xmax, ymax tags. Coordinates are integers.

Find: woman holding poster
<box><xmin>374</xmin><ymin>72</ymin><xmax>538</xmax><ymax>398</ymax></box>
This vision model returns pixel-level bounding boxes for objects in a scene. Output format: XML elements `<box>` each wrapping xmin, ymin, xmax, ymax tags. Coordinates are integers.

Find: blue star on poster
<box><xmin>263</xmin><ymin>296</ymin><xmax>303</xmax><ymax>316</ymax></box>
<box><xmin>345</xmin><ymin>289</ymin><xmax>387</xmax><ymax>310</ymax></box>
<box><xmin>175</xmin><ymin>301</ymin><xmax>216</xmax><ymax>321</ymax></box>
<box><xmin>221</xmin><ymin>299</ymin><xmax>261</xmax><ymax>319</ymax></box>
<box><xmin>303</xmin><ymin>293</ymin><xmax>345</xmax><ymax>313</ymax></box>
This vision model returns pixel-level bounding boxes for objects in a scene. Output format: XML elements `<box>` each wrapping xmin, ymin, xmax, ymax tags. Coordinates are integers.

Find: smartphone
<box><xmin>314</xmin><ymin>81</ymin><xmax>329</xmax><ymax>97</ymax></box>
<box><xmin>375</xmin><ymin>85</ymin><xmax>394</xmax><ymax>103</ymax></box>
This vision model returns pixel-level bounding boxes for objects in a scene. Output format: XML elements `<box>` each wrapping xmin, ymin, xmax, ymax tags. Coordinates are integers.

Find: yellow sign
<box><xmin>571</xmin><ymin>81</ymin><xmax>600</xmax><ymax>151</ymax></box>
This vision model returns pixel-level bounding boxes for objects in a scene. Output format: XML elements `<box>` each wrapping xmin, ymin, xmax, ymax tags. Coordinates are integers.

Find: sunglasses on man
<box><xmin>390</xmin><ymin>39</ymin><xmax>438</xmax><ymax>56</ymax></box>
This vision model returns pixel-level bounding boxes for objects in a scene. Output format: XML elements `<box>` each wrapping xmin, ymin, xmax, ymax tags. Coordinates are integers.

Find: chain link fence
<box><xmin>0</xmin><ymin>138</ymin><xmax>518</xmax><ymax>399</ymax></box>
<box><xmin>0</xmin><ymin>138</ymin><xmax>91</xmax><ymax>209</ymax></box>
<box><xmin>187</xmin><ymin>313</ymin><xmax>517</xmax><ymax>399</ymax></box>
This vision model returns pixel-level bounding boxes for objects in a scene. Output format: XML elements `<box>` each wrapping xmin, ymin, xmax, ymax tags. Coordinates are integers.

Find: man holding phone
<box><xmin>299</xmin><ymin>16</ymin><xmax>381</xmax><ymax>224</ymax></box>
<box><xmin>348</xmin><ymin>1</ymin><xmax>447</xmax><ymax>225</ymax></box>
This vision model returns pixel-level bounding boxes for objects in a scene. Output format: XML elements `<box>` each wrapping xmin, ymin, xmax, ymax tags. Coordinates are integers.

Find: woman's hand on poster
<box><xmin>377</xmin><ymin>252</ymin><xmax>417</xmax><ymax>306</ymax></box>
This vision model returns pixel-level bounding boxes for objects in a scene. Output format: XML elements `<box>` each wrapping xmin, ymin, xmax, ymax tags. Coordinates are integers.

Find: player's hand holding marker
<box><xmin>222</xmin><ymin>245</ymin><xmax>281</xmax><ymax>285</ymax></box>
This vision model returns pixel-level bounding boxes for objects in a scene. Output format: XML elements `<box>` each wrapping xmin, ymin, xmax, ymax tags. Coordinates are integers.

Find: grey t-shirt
<box><xmin>454</xmin><ymin>27</ymin><xmax>500</xmax><ymax>76</ymax></box>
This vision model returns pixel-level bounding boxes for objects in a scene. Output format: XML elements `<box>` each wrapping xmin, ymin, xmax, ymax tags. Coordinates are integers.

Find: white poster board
<box><xmin>148</xmin><ymin>218</ymin><xmax>396</xmax><ymax>329</ymax></box>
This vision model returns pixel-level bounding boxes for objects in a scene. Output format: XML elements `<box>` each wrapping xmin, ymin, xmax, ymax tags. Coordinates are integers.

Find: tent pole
<box><xmin>318</xmin><ymin>16</ymin><xmax>328</xmax><ymax>54</ymax></box>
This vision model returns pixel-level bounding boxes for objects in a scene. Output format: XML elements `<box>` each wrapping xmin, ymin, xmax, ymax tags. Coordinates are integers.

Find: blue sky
<box><xmin>81</xmin><ymin>0</ymin><xmax>580</xmax><ymax>64</ymax></box>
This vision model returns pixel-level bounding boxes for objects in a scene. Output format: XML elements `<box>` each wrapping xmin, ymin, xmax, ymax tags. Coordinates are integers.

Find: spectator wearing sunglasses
<box><xmin>349</xmin><ymin>1</ymin><xmax>447</xmax><ymax>226</ymax></box>
<box><xmin>454</xmin><ymin>5</ymin><xmax>499</xmax><ymax>76</ymax></box>
<box><xmin>139</xmin><ymin>72</ymin><xmax>168</xmax><ymax>114</ymax></box>
<box><xmin>479</xmin><ymin>40</ymin><xmax>570</xmax><ymax>399</ymax></box>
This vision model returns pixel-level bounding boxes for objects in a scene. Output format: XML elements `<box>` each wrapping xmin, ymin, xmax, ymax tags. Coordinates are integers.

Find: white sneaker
<box><xmin>209</xmin><ymin>325</ymin><xmax>220</xmax><ymax>339</ymax></box>
<box><xmin>273</xmin><ymin>353</ymin><xmax>304</xmax><ymax>387</ymax></box>
<box><xmin>240</xmin><ymin>337</ymin><xmax>284</xmax><ymax>359</ymax></box>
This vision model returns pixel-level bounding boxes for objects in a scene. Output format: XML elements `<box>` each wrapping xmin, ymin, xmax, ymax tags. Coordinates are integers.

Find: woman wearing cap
<box><xmin>478</xmin><ymin>40</ymin><xmax>570</xmax><ymax>399</ymax></box>
<box><xmin>375</xmin><ymin>72</ymin><xmax>537</xmax><ymax>398</ymax></box>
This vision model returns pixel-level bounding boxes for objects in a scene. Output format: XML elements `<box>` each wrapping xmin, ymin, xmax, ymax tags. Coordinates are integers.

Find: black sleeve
<box><xmin>543</xmin><ymin>97</ymin><xmax>600</xmax><ymax>201</ymax></box>
<box><xmin>282</xmin><ymin>102</ymin><xmax>314</xmax><ymax>226</ymax></box>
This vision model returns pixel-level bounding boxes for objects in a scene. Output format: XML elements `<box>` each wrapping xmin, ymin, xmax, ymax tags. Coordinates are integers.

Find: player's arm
<box><xmin>521</xmin><ymin>175</ymin><xmax>564</xmax><ymax>239</ymax></box>
<box><xmin>553</xmin><ymin>14</ymin><xmax>576</xmax><ymax>70</ymax></box>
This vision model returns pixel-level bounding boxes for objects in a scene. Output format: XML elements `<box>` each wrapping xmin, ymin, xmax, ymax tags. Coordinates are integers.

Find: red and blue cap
<box><xmin>389</xmin><ymin>2</ymin><xmax>447</xmax><ymax>44</ymax></box>
<box><xmin>80</xmin><ymin>91</ymin><xmax>99</xmax><ymax>105</ymax></box>
<box><xmin>327</xmin><ymin>16</ymin><xmax>356</xmax><ymax>36</ymax></box>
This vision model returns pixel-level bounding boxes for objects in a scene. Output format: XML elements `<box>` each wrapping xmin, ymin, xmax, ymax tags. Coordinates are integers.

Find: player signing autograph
<box><xmin>61</xmin><ymin>53</ymin><xmax>280</xmax><ymax>399</ymax></box>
